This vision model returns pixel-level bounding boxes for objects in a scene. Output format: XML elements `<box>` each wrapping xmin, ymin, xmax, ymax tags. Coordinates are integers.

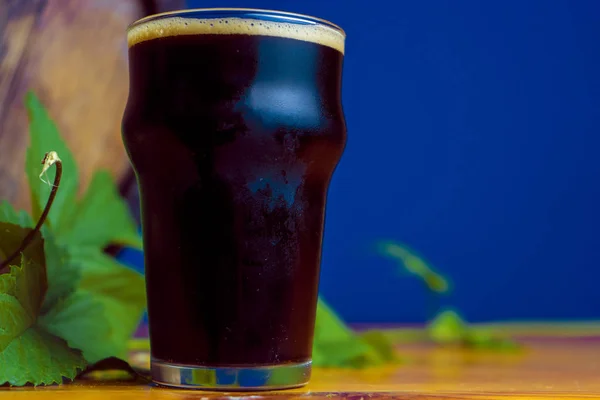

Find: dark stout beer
<box><xmin>123</xmin><ymin>12</ymin><xmax>345</xmax><ymax>382</ymax></box>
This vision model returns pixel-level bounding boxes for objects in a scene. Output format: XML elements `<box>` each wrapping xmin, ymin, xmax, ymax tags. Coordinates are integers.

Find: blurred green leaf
<box><xmin>69</xmin><ymin>247</ymin><xmax>146</xmax><ymax>361</ymax></box>
<box><xmin>427</xmin><ymin>309</ymin><xmax>468</xmax><ymax>344</ymax></box>
<box><xmin>381</xmin><ymin>328</ymin><xmax>428</xmax><ymax>344</ymax></box>
<box><xmin>128</xmin><ymin>338</ymin><xmax>150</xmax><ymax>351</ymax></box>
<box><xmin>465</xmin><ymin>328</ymin><xmax>520</xmax><ymax>350</ymax></box>
<box><xmin>427</xmin><ymin>309</ymin><xmax>519</xmax><ymax>350</ymax></box>
<box><xmin>313</xmin><ymin>298</ymin><xmax>397</xmax><ymax>368</ymax></box>
<box><xmin>360</xmin><ymin>330</ymin><xmax>402</xmax><ymax>363</ymax></box>
<box><xmin>0</xmin><ymin>201</ymin><xmax>33</xmax><ymax>227</ymax></box>
<box><xmin>378</xmin><ymin>241</ymin><xmax>450</xmax><ymax>293</ymax></box>
<box><xmin>57</xmin><ymin>171</ymin><xmax>142</xmax><ymax>249</ymax></box>
<box><xmin>41</xmin><ymin>232</ymin><xmax>81</xmax><ymax>314</ymax></box>
<box><xmin>378</xmin><ymin>240</ymin><xmax>518</xmax><ymax>351</ymax></box>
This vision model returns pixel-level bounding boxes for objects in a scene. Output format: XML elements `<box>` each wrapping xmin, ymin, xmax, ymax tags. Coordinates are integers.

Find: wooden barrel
<box><xmin>0</xmin><ymin>0</ymin><xmax>184</xmax><ymax>217</ymax></box>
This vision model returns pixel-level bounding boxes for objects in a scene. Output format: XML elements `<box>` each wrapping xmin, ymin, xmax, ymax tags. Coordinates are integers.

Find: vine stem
<box><xmin>0</xmin><ymin>151</ymin><xmax>62</xmax><ymax>274</ymax></box>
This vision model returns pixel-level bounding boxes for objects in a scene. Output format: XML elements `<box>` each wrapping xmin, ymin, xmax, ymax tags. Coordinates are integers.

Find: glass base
<box><xmin>151</xmin><ymin>359</ymin><xmax>312</xmax><ymax>391</ymax></box>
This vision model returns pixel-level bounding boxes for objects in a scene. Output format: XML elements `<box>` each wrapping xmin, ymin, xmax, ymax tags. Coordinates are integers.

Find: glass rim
<box><xmin>128</xmin><ymin>8</ymin><xmax>346</xmax><ymax>38</ymax></box>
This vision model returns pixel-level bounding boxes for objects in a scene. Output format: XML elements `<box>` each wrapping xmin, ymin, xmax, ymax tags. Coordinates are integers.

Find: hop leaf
<box><xmin>0</xmin><ymin>224</ymin><xmax>86</xmax><ymax>386</ymax></box>
<box><xmin>378</xmin><ymin>241</ymin><xmax>450</xmax><ymax>294</ymax></box>
<box><xmin>0</xmin><ymin>92</ymin><xmax>146</xmax><ymax>385</ymax></box>
<box><xmin>313</xmin><ymin>298</ymin><xmax>397</xmax><ymax>368</ymax></box>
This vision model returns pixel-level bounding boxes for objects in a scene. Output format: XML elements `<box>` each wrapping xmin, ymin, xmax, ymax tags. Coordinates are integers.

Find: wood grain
<box><xmin>0</xmin><ymin>0</ymin><xmax>183</xmax><ymax>210</ymax></box>
<box><xmin>2</xmin><ymin>337</ymin><xmax>599</xmax><ymax>399</ymax></box>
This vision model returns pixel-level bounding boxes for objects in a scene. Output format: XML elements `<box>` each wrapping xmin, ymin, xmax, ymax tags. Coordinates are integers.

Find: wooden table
<box><xmin>2</xmin><ymin>328</ymin><xmax>600</xmax><ymax>399</ymax></box>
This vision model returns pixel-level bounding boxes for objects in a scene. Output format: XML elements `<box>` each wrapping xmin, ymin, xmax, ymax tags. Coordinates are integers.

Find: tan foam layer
<box><xmin>127</xmin><ymin>17</ymin><xmax>345</xmax><ymax>54</ymax></box>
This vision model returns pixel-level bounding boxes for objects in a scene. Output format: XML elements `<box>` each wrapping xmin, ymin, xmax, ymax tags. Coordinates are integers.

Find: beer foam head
<box><xmin>127</xmin><ymin>16</ymin><xmax>345</xmax><ymax>54</ymax></box>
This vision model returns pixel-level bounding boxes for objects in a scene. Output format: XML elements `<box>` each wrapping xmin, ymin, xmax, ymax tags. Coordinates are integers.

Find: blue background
<box><xmin>120</xmin><ymin>0</ymin><xmax>600</xmax><ymax>323</ymax></box>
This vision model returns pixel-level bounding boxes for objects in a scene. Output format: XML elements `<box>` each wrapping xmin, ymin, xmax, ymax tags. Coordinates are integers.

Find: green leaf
<box><xmin>128</xmin><ymin>338</ymin><xmax>150</xmax><ymax>351</ymax></box>
<box><xmin>427</xmin><ymin>309</ymin><xmax>519</xmax><ymax>350</ymax></box>
<box><xmin>0</xmin><ymin>201</ymin><xmax>33</xmax><ymax>268</ymax></box>
<box><xmin>0</xmin><ymin>262</ymin><xmax>40</xmax><ymax>353</ymax></box>
<box><xmin>57</xmin><ymin>171</ymin><xmax>142</xmax><ymax>249</ymax></box>
<box><xmin>360</xmin><ymin>330</ymin><xmax>401</xmax><ymax>363</ymax></box>
<box><xmin>0</xmin><ymin>202</ymin><xmax>80</xmax><ymax>313</ymax></box>
<box><xmin>381</xmin><ymin>327</ymin><xmax>428</xmax><ymax>344</ymax></box>
<box><xmin>427</xmin><ymin>309</ymin><xmax>468</xmax><ymax>344</ymax></box>
<box><xmin>0</xmin><ymin>223</ymin><xmax>47</xmax><ymax>316</ymax></box>
<box><xmin>0</xmin><ymin>292</ymin><xmax>32</xmax><ymax>352</ymax></box>
<box><xmin>0</xmin><ymin>270</ymin><xmax>17</xmax><ymax>295</ymax></box>
<box><xmin>67</xmin><ymin>247</ymin><xmax>146</xmax><ymax>361</ymax></box>
<box><xmin>24</xmin><ymin>91</ymin><xmax>79</xmax><ymax>233</ymax></box>
<box><xmin>0</xmin><ymin>327</ymin><xmax>85</xmax><ymax>386</ymax></box>
<box><xmin>41</xmin><ymin>232</ymin><xmax>81</xmax><ymax>313</ymax></box>
<box><xmin>378</xmin><ymin>241</ymin><xmax>450</xmax><ymax>293</ymax></box>
<box><xmin>313</xmin><ymin>298</ymin><xmax>395</xmax><ymax>368</ymax></box>
<box><xmin>0</xmin><ymin>239</ymin><xmax>86</xmax><ymax>386</ymax></box>
<box><xmin>0</xmin><ymin>201</ymin><xmax>32</xmax><ymax>227</ymax></box>
<box><xmin>314</xmin><ymin>298</ymin><xmax>357</xmax><ymax>343</ymax></box>
<box><xmin>465</xmin><ymin>329</ymin><xmax>519</xmax><ymax>350</ymax></box>
<box><xmin>39</xmin><ymin>290</ymin><xmax>113</xmax><ymax>364</ymax></box>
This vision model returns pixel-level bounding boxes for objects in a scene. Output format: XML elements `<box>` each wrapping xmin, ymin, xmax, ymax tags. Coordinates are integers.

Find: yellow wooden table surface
<box><xmin>2</xmin><ymin>328</ymin><xmax>600</xmax><ymax>399</ymax></box>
